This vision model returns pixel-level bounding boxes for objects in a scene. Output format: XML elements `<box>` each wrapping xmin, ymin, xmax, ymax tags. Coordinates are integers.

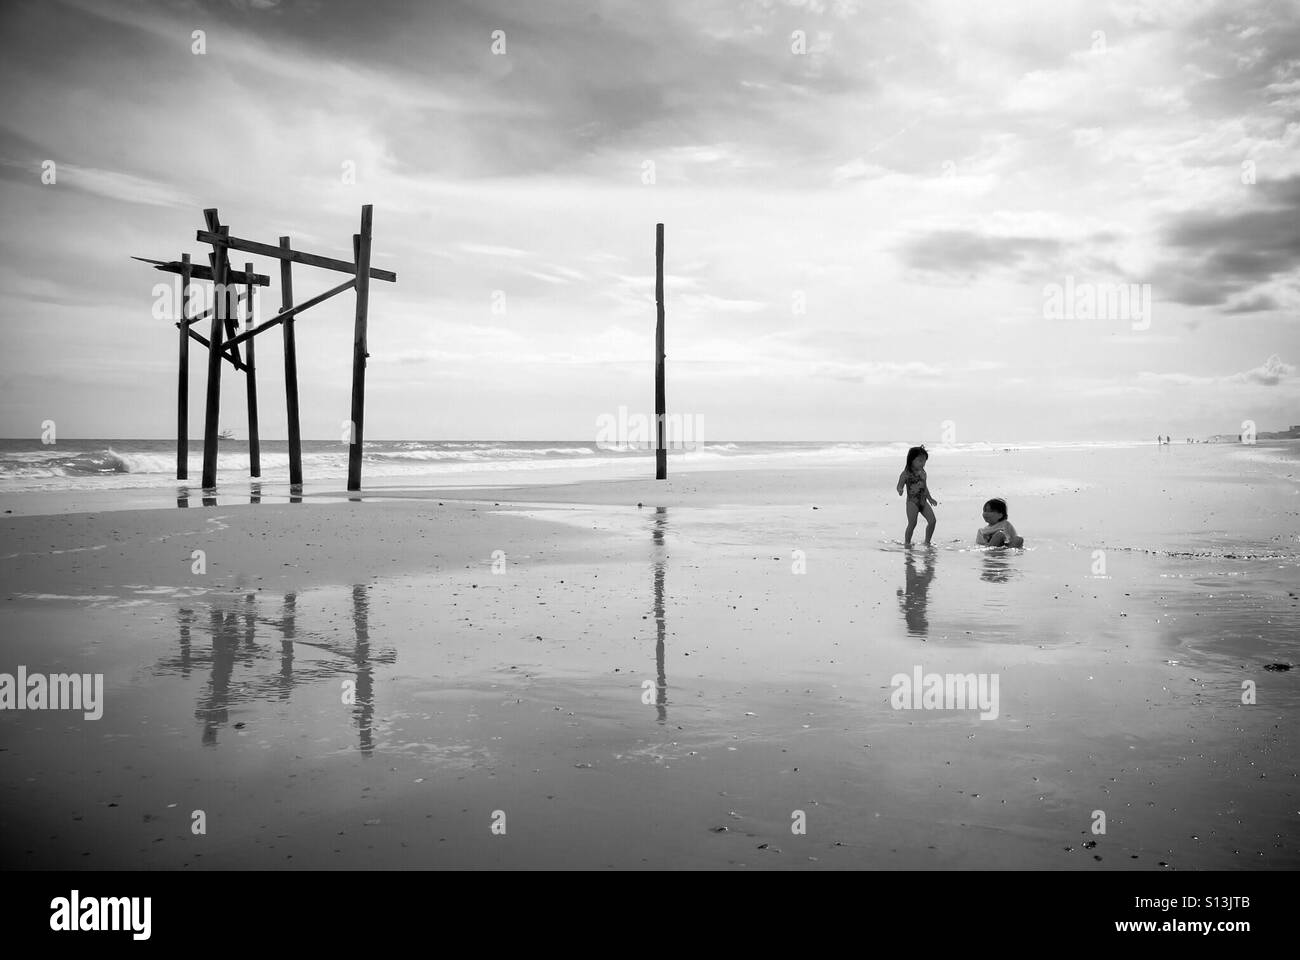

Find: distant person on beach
<box><xmin>975</xmin><ymin>498</ymin><xmax>1023</xmax><ymax>548</ymax></box>
<box><xmin>896</xmin><ymin>445</ymin><xmax>938</xmax><ymax>546</ymax></box>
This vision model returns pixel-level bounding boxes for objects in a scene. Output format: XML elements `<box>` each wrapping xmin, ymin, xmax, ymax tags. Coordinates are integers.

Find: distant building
<box><xmin>1252</xmin><ymin>424</ymin><xmax>1300</xmax><ymax>440</ymax></box>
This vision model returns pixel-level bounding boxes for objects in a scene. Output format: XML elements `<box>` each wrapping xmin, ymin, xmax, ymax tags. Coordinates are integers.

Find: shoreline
<box><xmin>5</xmin><ymin>438</ymin><xmax>1296</xmax><ymax>519</ymax></box>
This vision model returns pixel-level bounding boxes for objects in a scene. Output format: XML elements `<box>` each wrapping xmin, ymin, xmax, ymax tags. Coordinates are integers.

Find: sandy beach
<box><xmin>2</xmin><ymin>441</ymin><xmax>1297</xmax><ymax>869</ymax></box>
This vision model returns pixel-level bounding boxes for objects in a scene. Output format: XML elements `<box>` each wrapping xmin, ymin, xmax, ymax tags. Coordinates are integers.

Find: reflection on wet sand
<box><xmin>156</xmin><ymin>586</ymin><xmax>394</xmax><ymax>752</ymax></box>
<box><xmin>278</xmin><ymin>592</ymin><xmax>295</xmax><ymax>700</ymax></box>
<box><xmin>980</xmin><ymin>548</ymin><xmax>1020</xmax><ymax>584</ymax></box>
<box><xmin>178</xmin><ymin>606</ymin><xmax>193</xmax><ymax>672</ymax></box>
<box><xmin>351</xmin><ymin>583</ymin><xmax>374</xmax><ymax>755</ymax></box>
<box><xmin>897</xmin><ymin>549</ymin><xmax>936</xmax><ymax>638</ymax></box>
<box><xmin>198</xmin><ymin>606</ymin><xmax>239</xmax><ymax>744</ymax></box>
<box><xmin>175</xmin><ymin>483</ymin><xmax>301</xmax><ymax>507</ymax></box>
<box><xmin>652</xmin><ymin>506</ymin><xmax>668</xmax><ymax>723</ymax></box>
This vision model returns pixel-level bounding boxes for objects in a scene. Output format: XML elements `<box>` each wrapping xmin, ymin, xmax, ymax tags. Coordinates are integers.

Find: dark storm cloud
<box><xmin>1223</xmin><ymin>292</ymin><xmax>1280</xmax><ymax>313</ymax></box>
<box><xmin>1155</xmin><ymin>175</ymin><xmax>1300</xmax><ymax>309</ymax></box>
<box><xmin>897</xmin><ymin>229</ymin><xmax>1063</xmax><ymax>278</ymax></box>
<box><xmin>85</xmin><ymin>0</ymin><xmax>895</xmax><ymax>179</ymax></box>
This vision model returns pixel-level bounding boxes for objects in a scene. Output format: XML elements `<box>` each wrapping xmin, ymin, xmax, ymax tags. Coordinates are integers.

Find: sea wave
<box><xmin>0</xmin><ymin>437</ymin><xmax>1165</xmax><ymax>494</ymax></box>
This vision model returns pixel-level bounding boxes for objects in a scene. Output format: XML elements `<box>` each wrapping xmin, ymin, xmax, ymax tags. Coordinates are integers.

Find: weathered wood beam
<box><xmin>281</xmin><ymin>236</ymin><xmax>303</xmax><ymax>489</ymax></box>
<box><xmin>347</xmin><ymin>206</ymin><xmax>374</xmax><ymax>492</ymax></box>
<box><xmin>200</xmin><ymin>213</ymin><xmax>229</xmax><ymax>489</ymax></box>
<box><xmin>177</xmin><ymin>254</ymin><xmax>191</xmax><ymax>480</ymax></box>
<box><xmin>243</xmin><ymin>262</ymin><xmax>261</xmax><ymax>478</ymax></box>
<box><xmin>194</xmin><ymin>230</ymin><xmax>396</xmax><ymax>283</ymax></box>
<box><xmin>206</xmin><ymin>248</ymin><xmax>243</xmax><ymax>370</ymax></box>
<box><xmin>134</xmin><ymin>256</ymin><xmax>271</xmax><ymax>286</ymax></box>
<box><xmin>655</xmin><ymin>222</ymin><xmax>667</xmax><ymax>481</ymax></box>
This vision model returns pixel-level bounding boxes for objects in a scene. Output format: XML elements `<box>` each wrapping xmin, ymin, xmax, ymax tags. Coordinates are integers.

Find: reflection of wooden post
<box><xmin>201</xmin><ymin>219</ymin><xmax>229</xmax><ymax>489</ymax></box>
<box><xmin>352</xmin><ymin>583</ymin><xmax>373</xmax><ymax>755</ymax></box>
<box><xmin>653</xmin><ymin>507</ymin><xmax>667</xmax><ymax>723</ymax></box>
<box><xmin>347</xmin><ymin>205</ymin><xmax>373</xmax><ymax>492</ymax></box>
<box><xmin>655</xmin><ymin>223</ymin><xmax>666</xmax><ymax>480</ymax></box>
<box><xmin>279</xmin><ymin>237</ymin><xmax>303</xmax><ymax>488</ymax></box>
<box><xmin>243</xmin><ymin>262</ymin><xmax>260</xmax><ymax>478</ymax></box>
<box><xmin>177</xmin><ymin>254</ymin><xmax>191</xmax><ymax>480</ymax></box>
<box><xmin>278</xmin><ymin>592</ymin><xmax>296</xmax><ymax>700</ymax></box>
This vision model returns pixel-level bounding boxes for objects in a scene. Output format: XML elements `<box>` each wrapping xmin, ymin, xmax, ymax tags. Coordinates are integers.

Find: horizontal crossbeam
<box><xmin>134</xmin><ymin>256</ymin><xmax>271</xmax><ymax>287</ymax></box>
<box><xmin>195</xmin><ymin>231</ymin><xmax>396</xmax><ymax>283</ymax></box>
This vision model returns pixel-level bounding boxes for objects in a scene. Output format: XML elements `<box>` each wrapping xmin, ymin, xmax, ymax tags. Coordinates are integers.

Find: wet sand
<box><xmin>1</xmin><ymin>444</ymin><xmax>1297</xmax><ymax>868</ymax></box>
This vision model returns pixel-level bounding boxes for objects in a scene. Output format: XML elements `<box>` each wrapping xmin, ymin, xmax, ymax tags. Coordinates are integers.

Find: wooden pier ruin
<box><xmin>140</xmin><ymin>210</ymin><xmax>676</xmax><ymax>491</ymax></box>
<box><xmin>136</xmin><ymin>204</ymin><xmax>396</xmax><ymax>492</ymax></box>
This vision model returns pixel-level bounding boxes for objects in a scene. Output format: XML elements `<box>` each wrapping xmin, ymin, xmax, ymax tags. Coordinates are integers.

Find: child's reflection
<box><xmin>897</xmin><ymin>550</ymin><xmax>936</xmax><ymax>638</ymax></box>
<box><xmin>980</xmin><ymin>550</ymin><xmax>1018</xmax><ymax>584</ymax></box>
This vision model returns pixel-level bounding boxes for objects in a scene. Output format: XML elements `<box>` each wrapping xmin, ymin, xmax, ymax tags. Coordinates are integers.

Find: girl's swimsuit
<box><xmin>903</xmin><ymin>469</ymin><xmax>930</xmax><ymax>509</ymax></box>
<box><xmin>977</xmin><ymin>520</ymin><xmax>1017</xmax><ymax>545</ymax></box>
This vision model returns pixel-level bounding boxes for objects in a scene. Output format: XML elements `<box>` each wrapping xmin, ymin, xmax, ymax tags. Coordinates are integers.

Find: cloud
<box><xmin>0</xmin><ymin>158</ymin><xmax>194</xmax><ymax>207</ymax></box>
<box><xmin>1232</xmin><ymin>354</ymin><xmax>1295</xmax><ymax>386</ymax></box>
<box><xmin>897</xmin><ymin>229</ymin><xmax>1062</xmax><ymax>278</ymax></box>
<box><xmin>1222</xmin><ymin>292</ymin><xmax>1280</xmax><ymax>313</ymax></box>
<box><xmin>4</xmin><ymin>0</ymin><xmax>1299</xmax><ymax>441</ymax></box>
<box><xmin>457</xmin><ymin>243</ymin><xmax>533</xmax><ymax>258</ymax></box>
<box><xmin>1138</xmin><ymin>354</ymin><xmax>1296</xmax><ymax>388</ymax></box>
<box><xmin>1154</xmin><ymin>175</ymin><xmax>1300</xmax><ymax>308</ymax></box>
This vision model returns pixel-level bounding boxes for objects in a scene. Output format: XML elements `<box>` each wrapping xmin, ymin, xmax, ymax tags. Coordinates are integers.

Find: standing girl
<box><xmin>896</xmin><ymin>445</ymin><xmax>938</xmax><ymax>546</ymax></box>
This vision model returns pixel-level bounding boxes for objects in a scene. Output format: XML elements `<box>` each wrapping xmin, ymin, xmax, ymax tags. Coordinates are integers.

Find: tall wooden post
<box><xmin>347</xmin><ymin>205</ymin><xmax>373</xmax><ymax>492</ymax></box>
<box><xmin>176</xmin><ymin>253</ymin><xmax>191</xmax><ymax>480</ymax></box>
<box><xmin>243</xmin><ymin>262</ymin><xmax>261</xmax><ymax>478</ymax></box>
<box><xmin>655</xmin><ymin>223</ymin><xmax>667</xmax><ymax>480</ymax></box>
<box><xmin>200</xmin><ymin>218</ymin><xmax>229</xmax><ymax>489</ymax></box>
<box><xmin>280</xmin><ymin>236</ymin><xmax>303</xmax><ymax>488</ymax></box>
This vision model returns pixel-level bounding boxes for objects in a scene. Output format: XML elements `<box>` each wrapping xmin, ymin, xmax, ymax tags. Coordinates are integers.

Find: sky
<box><xmin>0</xmin><ymin>0</ymin><xmax>1297</xmax><ymax>442</ymax></box>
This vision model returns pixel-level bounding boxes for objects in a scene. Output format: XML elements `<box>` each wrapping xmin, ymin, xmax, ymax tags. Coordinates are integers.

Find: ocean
<box><xmin>0</xmin><ymin>437</ymin><xmax>1181</xmax><ymax>494</ymax></box>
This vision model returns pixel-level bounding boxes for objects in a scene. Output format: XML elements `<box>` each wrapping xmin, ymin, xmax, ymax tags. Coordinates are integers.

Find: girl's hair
<box><xmin>904</xmin><ymin>445</ymin><xmax>928</xmax><ymax>471</ymax></box>
<box><xmin>983</xmin><ymin>498</ymin><xmax>1008</xmax><ymax>520</ymax></box>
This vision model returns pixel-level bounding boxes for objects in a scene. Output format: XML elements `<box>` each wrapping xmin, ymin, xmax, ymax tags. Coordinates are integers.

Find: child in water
<box><xmin>975</xmin><ymin>498</ymin><xmax>1024</xmax><ymax>548</ymax></box>
<box><xmin>896</xmin><ymin>445</ymin><xmax>938</xmax><ymax>545</ymax></box>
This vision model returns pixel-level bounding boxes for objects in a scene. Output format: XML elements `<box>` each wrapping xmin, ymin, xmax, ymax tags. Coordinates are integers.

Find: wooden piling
<box><xmin>347</xmin><ymin>205</ymin><xmax>373</xmax><ymax>492</ymax></box>
<box><xmin>243</xmin><ymin>262</ymin><xmax>261</xmax><ymax>478</ymax></box>
<box><xmin>280</xmin><ymin>237</ymin><xmax>303</xmax><ymax>488</ymax></box>
<box><xmin>200</xmin><ymin>216</ymin><xmax>229</xmax><ymax>489</ymax></box>
<box><xmin>655</xmin><ymin>223</ymin><xmax>666</xmax><ymax>480</ymax></box>
<box><xmin>177</xmin><ymin>254</ymin><xmax>191</xmax><ymax>480</ymax></box>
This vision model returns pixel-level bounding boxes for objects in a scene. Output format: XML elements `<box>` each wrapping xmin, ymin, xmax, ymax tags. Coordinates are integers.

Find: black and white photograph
<box><xmin>0</xmin><ymin>0</ymin><xmax>1295</xmax><ymax>937</ymax></box>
